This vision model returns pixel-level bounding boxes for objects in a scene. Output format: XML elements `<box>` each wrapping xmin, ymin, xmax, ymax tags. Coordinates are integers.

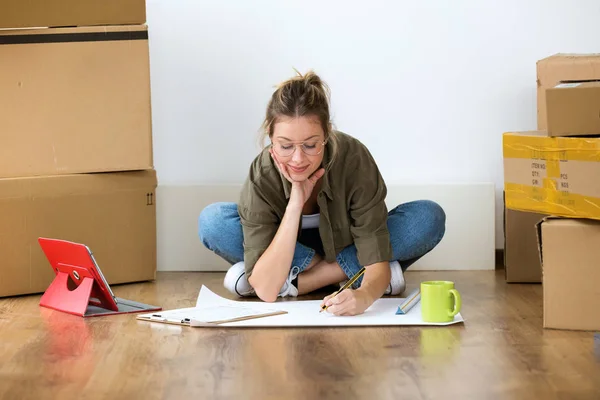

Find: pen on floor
<box><xmin>320</xmin><ymin>267</ymin><xmax>366</xmax><ymax>313</ymax></box>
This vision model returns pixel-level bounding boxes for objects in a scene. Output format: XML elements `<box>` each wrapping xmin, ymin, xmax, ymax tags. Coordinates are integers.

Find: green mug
<box><xmin>421</xmin><ymin>281</ymin><xmax>461</xmax><ymax>323</ymax></box>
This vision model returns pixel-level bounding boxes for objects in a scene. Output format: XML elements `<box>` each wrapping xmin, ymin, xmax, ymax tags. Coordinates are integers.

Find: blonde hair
<box><xmin>259</xmin><ymin>69</ymin><xmax>338</xmax><ymax>170</ymax></box>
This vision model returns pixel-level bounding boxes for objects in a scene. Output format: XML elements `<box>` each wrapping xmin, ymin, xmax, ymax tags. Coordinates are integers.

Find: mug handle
<box><xmin>448</xmin><ymin>289</ymin><xmax>461</xmax><ymax>317</ymax></box>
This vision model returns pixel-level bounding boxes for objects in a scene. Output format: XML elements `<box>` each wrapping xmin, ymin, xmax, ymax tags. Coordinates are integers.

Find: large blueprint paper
<box><xmin>192</xmin><ymin>286</ymin><xmax>464</xmax><ymax>328</ymax></box>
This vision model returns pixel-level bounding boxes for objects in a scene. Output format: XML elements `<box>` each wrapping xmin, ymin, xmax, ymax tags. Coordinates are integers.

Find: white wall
<box><xmin>146</xmin><ymin>0</ymin><xmax>600</xmax><ymax>249</ymax></box>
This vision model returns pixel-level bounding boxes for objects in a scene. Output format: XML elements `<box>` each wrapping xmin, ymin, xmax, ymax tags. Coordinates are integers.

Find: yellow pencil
<box><xmin>320</xmin><ymin>267</ymin><xmax>366</xmax><ymax>312</ymax></box>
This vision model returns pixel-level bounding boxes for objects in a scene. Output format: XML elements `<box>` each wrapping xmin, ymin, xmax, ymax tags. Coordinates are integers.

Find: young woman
<box><xmin>199</xmin><ymin>71</ymin><xmax>446</xmax><ymax>316</ymax></box>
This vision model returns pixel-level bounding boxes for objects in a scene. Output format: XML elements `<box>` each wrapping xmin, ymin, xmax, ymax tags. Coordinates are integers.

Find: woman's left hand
<box><xmin>321</xmin><ymin>289</ymin><xmax>373</xmax><ymax>316</ymax></box>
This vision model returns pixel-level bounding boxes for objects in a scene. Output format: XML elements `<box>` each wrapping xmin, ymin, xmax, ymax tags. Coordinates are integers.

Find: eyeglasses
<box><xmin>271</xmin><ymin>140</ymin><xmax>326</xmax><ymax>157</ymax></box>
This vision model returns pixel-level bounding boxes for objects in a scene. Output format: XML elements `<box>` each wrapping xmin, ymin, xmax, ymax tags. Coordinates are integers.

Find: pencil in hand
<box><xmin>320</xmin><ymin>267</ymin><xmax>366</xmax><ymax>313</ymax></box>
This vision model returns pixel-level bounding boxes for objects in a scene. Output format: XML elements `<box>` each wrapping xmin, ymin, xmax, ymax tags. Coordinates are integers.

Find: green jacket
<box><xmin>238</xmin><ymin>131</ymin><xmax>392</xmax><ymax>277</ymax></box>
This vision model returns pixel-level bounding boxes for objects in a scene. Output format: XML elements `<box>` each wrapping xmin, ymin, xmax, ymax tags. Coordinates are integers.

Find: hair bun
<box><xmin>302</xmin><ymin>70</ymin><xmax>321</xmax><ymax>87</ymax></box>
<box><xmin>293</xmin><ymin>69</ymin><xmax>330</xmax><ymax>101</ymax></box>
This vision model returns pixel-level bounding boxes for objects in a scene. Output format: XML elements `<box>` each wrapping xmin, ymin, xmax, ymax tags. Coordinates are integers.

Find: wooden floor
<box><xmin>1</xmin><ymin>270</ymin><xmax>599</xmax><ymax>400</ymax></box>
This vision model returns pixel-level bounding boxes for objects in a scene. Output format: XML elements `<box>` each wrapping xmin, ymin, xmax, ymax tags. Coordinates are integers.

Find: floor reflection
<box><xmin>39</xmin><ymin>307</ymin><xmax>95</xmax><ymax>385</ymax></box>
<box><xmin>420</xmin><ymin>327</ymin><xmax>463</xmax><ymax>359</ymax></box>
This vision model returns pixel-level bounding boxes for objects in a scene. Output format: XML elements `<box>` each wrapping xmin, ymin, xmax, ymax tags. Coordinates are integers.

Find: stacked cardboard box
<box><xmin>0</xmin><ymin>1</ymin><xmax>157</xmax><ymax>297</ymax></box>
<box><xmin>503</xmin><ymin>54</ymin><xmax>600</xmax><ymax>283</ymax></box>
<box><xmin>502</xmin><ymin>54</ymin><xmax>600</xmax><ymax>331</ymax></box>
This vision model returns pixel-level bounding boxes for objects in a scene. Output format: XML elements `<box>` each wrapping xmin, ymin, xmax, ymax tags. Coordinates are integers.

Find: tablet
<box><xmin>38</xmin><ymin>237</ymin><xmax>161</xmax><ymax>317</ymax></box>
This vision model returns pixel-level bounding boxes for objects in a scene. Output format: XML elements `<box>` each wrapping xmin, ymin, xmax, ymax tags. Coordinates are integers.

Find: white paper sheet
<box><xmin>193</xmin><ymin>285</ymin><xmax>464</xmax><ymax>327</ymax></box>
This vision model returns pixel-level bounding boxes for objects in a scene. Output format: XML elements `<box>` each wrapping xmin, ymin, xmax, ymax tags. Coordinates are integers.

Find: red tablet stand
<box><xmin>38</xmin><ymin>237</ymin><xmax>161</xmax><ymax>317</ymax></box>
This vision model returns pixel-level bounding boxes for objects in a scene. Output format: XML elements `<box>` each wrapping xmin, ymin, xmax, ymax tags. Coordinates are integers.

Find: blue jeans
<box><xmin>198</xmin><ymin>200</ymin><xmax>446</xmax><ymax>288</ymax></box>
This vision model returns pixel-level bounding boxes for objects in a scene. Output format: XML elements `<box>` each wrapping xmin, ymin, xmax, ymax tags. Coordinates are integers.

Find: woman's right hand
<box><xmin>270</xmin><ymin>147</ymin><xmax>325</xmax><ymax>210</ymax></box>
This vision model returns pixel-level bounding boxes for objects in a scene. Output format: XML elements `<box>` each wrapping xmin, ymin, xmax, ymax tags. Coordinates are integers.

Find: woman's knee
<box><xmin>198</xmin><ymin>202</ymin><xmax>238</xmax><ymax>248</ymax></box>
<box><xmin>417</xmin><ymin>200</ymin><xmax>446</xmax><ymax>243</ymax></box>
<box><xmin>390</xmin><ymin>199</ymin><xmax>446</xmax><ymax>242</ymax></box>
<box><xmin>426</xmin><ymin>200</ymin><xmax>446</xmax><ymax>241</ymax></box>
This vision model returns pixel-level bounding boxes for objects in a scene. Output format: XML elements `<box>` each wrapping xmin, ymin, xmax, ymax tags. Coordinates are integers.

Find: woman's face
<box><xmin>270</xmin><ymin>115</ymin><xmax>326</xmax><ymax>182</ymax></box>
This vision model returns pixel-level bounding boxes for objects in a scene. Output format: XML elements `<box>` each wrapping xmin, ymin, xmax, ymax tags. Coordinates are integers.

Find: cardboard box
<box><xmin>546</xmin><ymin>81</ymin><xmax>600</xmax><ymax>136</ymax></box>
<box><xmin>0</xmin><ymin>170</ymin><xmax>157</xmax><ymax>298</ymax></box>
<box><xmin>0</xmin><ymin>25</ymin><xmax>153</xmax><ymax>179</ymax></box>
<box><xmin>503</xmin><ymin>131</ymin><xmax>600</xmax><ymax>220</ymax></box>
<box><xmin>0</xmin><ymin>0</ymin><xmax>146</xmax><ymax>29</ymax></box>
<box><xmin>504</xmin><ymin>208</ymin><xmax>546</xmax><ymax>283</ymax></box>
<box><xmin>537</xmin><ymin>217</ymin><xmax>600</xmax><ymax>331</ymax></box>
<box><xmin>537</xmin><ymin>53</ymin><xmax>600</xmax><ymax>130</ymax></box>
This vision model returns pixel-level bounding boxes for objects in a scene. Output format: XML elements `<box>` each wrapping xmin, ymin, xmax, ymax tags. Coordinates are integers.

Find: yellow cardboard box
<box><xmin>503</xmin><ymin>131</ymin><xmax>600</xmax><ymax>220</ymax></box>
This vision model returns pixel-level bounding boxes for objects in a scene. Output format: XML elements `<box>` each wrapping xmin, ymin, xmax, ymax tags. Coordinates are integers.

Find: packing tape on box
<box><xmin>503</xmin><ymin>133</ymin><xmax>600</xmax><ymax>220</ymax></box>
<box><xmin>505</xmin><ymin>183</ymin><xmax>600</xmax><ymax>220</ymax></box>
<box><xmin>545</xmin><ymin>161</ymin><xmax>560</xmax><ymax>180</ymax></box>
<box><xmin>503</xmin><ymin>135</ymin><xmax>600</xmax><ymax>162</ymax></box>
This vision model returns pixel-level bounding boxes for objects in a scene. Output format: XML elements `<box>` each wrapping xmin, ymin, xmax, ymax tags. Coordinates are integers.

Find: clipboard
<box><xmin>136</xmin><ymin>305</ymin><xmax>288</xmax><ymax>327</ymax></box>
<box><xmin>38</xmin><ymin>237</ymin><xmax>162</xmax><ymax>317</ymax></box>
